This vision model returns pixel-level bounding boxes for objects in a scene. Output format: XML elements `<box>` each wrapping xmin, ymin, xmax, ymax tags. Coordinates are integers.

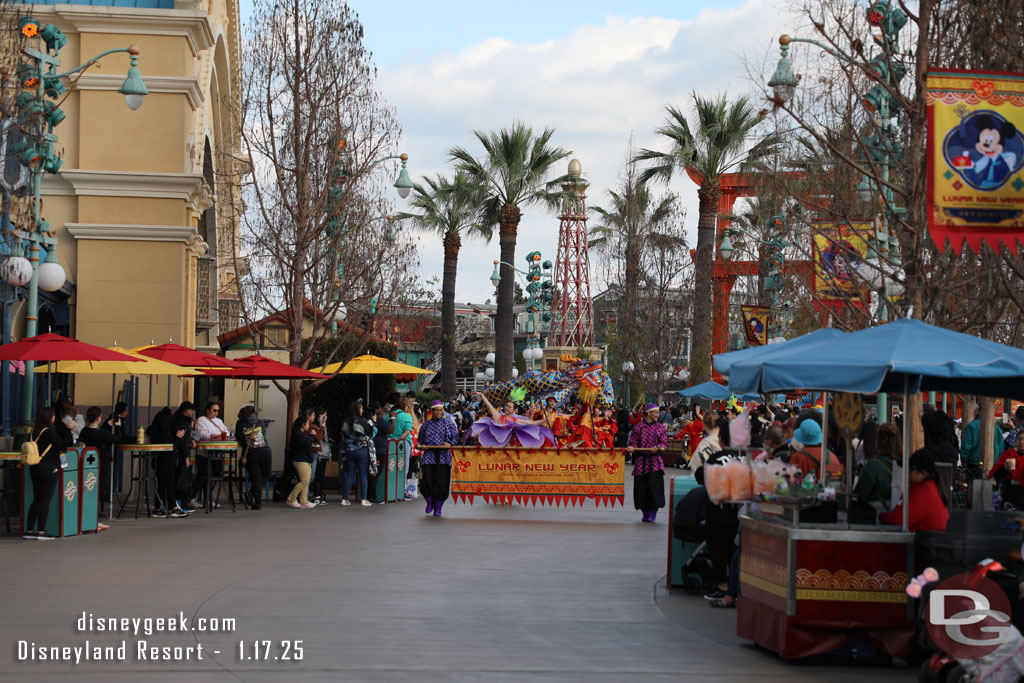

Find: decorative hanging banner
<box><xmin>811</xmin><ymin>222</ymin><xmax>871</xmax><ymax>310</ymax></box>
<box><xmin>740</xmin><ymin>305</ymin><xmax>771</xmax><ymax>346</ymax></box>
<box><xmin>926</xmin><ymin>69</ymin><xmax>1024</xmax><ymax>254</ymax></box>
<box><xmin>450</xmin><ymin>447</ymin><xmax>625</xmax><ymax>507</ymax></box>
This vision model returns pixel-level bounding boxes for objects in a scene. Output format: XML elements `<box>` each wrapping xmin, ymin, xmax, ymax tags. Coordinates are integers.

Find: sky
<box><xmin>239</xmin><ymin>0</ymin><xmax>798</xmax><ymax>302</ymax></box>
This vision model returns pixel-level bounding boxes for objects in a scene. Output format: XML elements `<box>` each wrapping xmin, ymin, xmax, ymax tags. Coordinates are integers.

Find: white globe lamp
<box><xmin>485</xmin><ymin>352</ymin><xmax>495</xmax><ymax>364</ymax></box>
<box><xmin>37</xmin><ymin>262</ymin><xmax>66</xmax><ymax>292</ymax></box>
<box><xmin>1</xmin><ymin>256</ymin><xmax>32</xmax><ymax>287</ymax></box>
<box><xmin>512</xmin><ymin>368</ymin><xmax>519</xmax><ymax>378</ymax></box>
<box><xmin>475</xmin><ymin>372</ymin><xmax>487</xmax><ymax>382</ymax></box>
<box><xmin>485</xmin><ymin>367</ymin><xmax>495</xmax><ymax>379</ymax></box>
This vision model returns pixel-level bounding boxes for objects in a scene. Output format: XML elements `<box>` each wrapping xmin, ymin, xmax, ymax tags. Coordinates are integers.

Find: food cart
<box><xmin>717</xmin><ymin>319</ymin><xmax>1024</xmax><ymax>660</ymax></box>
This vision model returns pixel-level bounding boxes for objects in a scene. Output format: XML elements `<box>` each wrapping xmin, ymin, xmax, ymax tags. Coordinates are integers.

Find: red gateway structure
<box><xmin>551</xmin><ymin>159</ymin><xmax>595</xmax><ymax>348</ymax></box>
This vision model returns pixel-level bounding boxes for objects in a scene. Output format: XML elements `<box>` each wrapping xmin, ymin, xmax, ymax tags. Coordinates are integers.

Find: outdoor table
<box><xmin>0</xmin><ymin>451</ymin><xmax>20</xmax><ymax>533</ymax></box>
<box><xmin>736</xmin><ymin>510</ymin><xmax>915</xmax><ymax>660</ymax></box>
<box><xmin>195</xmin><ymin>440</ymin><xmax>240</xmax><ymax>513</ymax></box>
<box><xmin>115</xmin><ymin>443</ymin><xmax>173</xmax><ymax>519</ymax></box>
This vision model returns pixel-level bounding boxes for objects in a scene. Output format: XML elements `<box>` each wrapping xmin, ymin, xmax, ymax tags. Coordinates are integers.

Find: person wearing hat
<box><xmin>626</xmin><ymin>403</ymin><xmax>668</xmax><ymax>522</ymax></box>
<box><xmin>418</xmin><ymin>401</ymin><xmax>459</xmax><ymax>516</ymax></box>
<box><xmin>787</xmin><ymin>419</ymin><xmax>843</xmax><ymax>482</ymax></box>
<box><xmin>880</xmin><ymin>451</ymin><xmax>949</xmax><ymax>531</ymax></box>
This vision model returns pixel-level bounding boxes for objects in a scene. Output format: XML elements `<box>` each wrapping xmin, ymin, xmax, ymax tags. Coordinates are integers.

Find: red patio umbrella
<box><xmin>136</xmin><ymin>343</ymin><xmax>244</xmax><ymax>369</ymax></box>
<box><xmin>200</xmin><ymin>355</ymin><xmax>324</xmax><ymax>414</ymax></box>
<box><xmin>0</xmin><ymin>333</ymin><xmax>142</xmax><ymax>362</ymax></box>
<box><xmin>200</xmin><ymin>355</ymin><xmax>326</xmax><ymax>380</ymax></box>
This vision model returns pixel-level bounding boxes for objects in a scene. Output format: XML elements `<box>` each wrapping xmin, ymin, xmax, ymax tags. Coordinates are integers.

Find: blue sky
<box><xmin>238</xmin><ymin>1</ymin><xmax>796</xmax><ymax>301</ymax></box>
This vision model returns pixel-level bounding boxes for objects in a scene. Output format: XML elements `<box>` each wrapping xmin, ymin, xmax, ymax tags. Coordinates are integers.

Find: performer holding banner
<box><xmin>418</xmin><ymin>401</ymin><xmax>459</xmax><ymax>517</ymax></box>
<box><xmin>626</xmin><ymin>403</ymin><xmax>668</xmax><ymax>523</ymax></box>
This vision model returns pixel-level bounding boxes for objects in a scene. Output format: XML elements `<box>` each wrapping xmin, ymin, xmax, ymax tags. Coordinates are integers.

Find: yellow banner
<box><xmin>812</xmin><ymin>222</ymin><xmax>871</xmax><ymax>303</ymax></box>
<box><xmin>450</xmin><ymin>447</ymin><xmax>625</xmax><ymax>507</ymax></box>
<box><xmin>926</xmin><ymin>70</ymin><xmax>1024</xmax><ymax>253</ymax></box>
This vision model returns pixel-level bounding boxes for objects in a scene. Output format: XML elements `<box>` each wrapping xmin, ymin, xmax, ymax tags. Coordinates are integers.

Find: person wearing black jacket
<box><xmin>236</xmin><ymin>405</ymin><xmax>272</xmax><ymax>510</ymax></box>
<box><xmin>79</xmin><ymin>406</ymin><xmax>123</xmax><ymax>514</ymax></box>
<box><xmin>153</xmin><ymin>402</ymin><xmax>194</xmax><ymax>518</ymax></box>
<box><xmin>368</xmin><ymin>401</ymin><xmax>393</xmax><ymax>503</ymax></box>
<box><xmin>287</xmin><ymin>408</ymin><xmax>316</xmax><ymax>509</ymax></box>
<box><xmin>24</xmin><ymin>407</ymin><xmax>67</xmax><ymax>540</ymax></box>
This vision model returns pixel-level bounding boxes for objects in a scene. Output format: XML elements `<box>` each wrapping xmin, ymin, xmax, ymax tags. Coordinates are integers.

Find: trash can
<box><xmin>666</xmin><ymin>474</ymin><xmax>702</xmax><ymax>589</ymax></box>
<box><xmin>60</xmin><ymin>447</ymin><xmax>80</xmax><ymax>537</ymax></box>
<box><xmin>22</xmin><ymin>446</ymin><xmax>79</xmax><ymax>537</ymax></box>
<box><xmin>376</xmin><ymin>438</ymin><xmax>409</xmax><ymax>503</ymax></box>
<box><xmin>79</xmin><ymin>447</ymin><xmax>100</xmax><ymax>533</ymax></box>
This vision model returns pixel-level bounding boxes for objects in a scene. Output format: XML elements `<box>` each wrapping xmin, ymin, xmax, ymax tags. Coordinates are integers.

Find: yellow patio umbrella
<box><xmin>311</xmin><ymin>354</ymin><xmax>435</xmax><ymax>401</ymax></box>
<box><xmin>36</xmin><ymin>349</ymin><xmax>203</xmax><ymax>376</ymax></box>
<box><xmin>37</xmin><ymin>347</ymin><xmax>201</xmax><ymax>423</ymax></box>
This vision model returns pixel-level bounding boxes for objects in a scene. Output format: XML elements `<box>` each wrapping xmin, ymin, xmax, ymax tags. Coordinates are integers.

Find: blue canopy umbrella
<box><xmin>726</xmin><ymin>318</ymin><xmax>1024</xmax><ymax>400</ymax></box>
<box><xmin>723</xmin><ymin>318</ymin><xmax>1024</xmax><ymax>531</ymax></box>
<box><xmin>714</xmin><ymin>328</ymin><xmax>846</xmax><ymax>377</ymax></box>
<box><xmin>677</xmin><ymin>380</ymin><xmax>760</xmax><ymax>402</ymax></box>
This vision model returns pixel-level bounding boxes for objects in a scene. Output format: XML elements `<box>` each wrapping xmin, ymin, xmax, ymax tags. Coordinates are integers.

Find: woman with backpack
<box><xmin>24</xmin><ymin>407</ymin><xmax>68</xmax><ymax>540</ymax></box>
<box><xmin>236</xmin><ymin>405</ymin><xmax>272</xmax><ymax>510</ymax></box>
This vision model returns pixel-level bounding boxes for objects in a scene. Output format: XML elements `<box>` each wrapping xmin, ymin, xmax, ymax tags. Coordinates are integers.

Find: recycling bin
<box><xmin>666</xmin><ymin>474</ymin><xmax>702</xmax><ymax>588</ymax></box>
<box><xmin>79</xmin><ymin>447</ymin><xmax>100</xmax><ymax>533</ymax></box>
<box><xmin>22</xmin><ymin>446</ymin><xmax>79</xmax><ymax>537</ymax></box>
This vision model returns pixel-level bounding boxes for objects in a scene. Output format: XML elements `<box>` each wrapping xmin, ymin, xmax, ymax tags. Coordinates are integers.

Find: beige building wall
<box><xmin>21</xmin><ymin>0</ymin><xmax>243</xmax><ymax>415</ymax></box>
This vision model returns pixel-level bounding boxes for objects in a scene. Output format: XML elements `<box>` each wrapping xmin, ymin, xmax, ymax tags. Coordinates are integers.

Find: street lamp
<box><xmin>490</xmin><ymin>254</ymin><xmax>553</xmax><ymax>371</ymax></box>
<box><xmin>394</xmin><ymin>155</ymin><xmax>412</xmax><ymax>199</ymax></box>
<box><xmin>14</xmin><ymin>18</ymin><xmax>148</xmax><ymax>425</ymax></box>
<box><xmin>771</xmin><ymin>0</ymin><xmax>909</xmax><ymax>419</ymax></box>
<box><xmin>719</xmin><ymin>233</ymin><xmax>736</xmax><ymax>261</ymax></box>
<box><xmin>622</xmin><ymin>360</ymin><xmax>635</xmax><ymax>409</ymax></box>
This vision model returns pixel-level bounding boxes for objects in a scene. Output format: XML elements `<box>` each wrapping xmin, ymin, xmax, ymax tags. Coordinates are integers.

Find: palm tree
<box><xmin>589</xmin><ymin>168</ymin><xmax>677</xmax><ymax>376</ymax></box>
<box><xmin>396</xmin><ymin>172</ymin><xmax>490</xmax><ymax>397</ymax></box>
<box><xmin>449</xmin><ymin>122</ymin><xmax>571</xmax><ymax>381</ymax></box>
<box><xmin>635</xmin><ymin>94</ymin><xmax>781</xmax><ymax>384</ymax></box>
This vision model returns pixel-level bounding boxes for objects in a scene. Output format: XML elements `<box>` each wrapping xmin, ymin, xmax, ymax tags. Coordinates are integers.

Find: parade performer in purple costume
<box><xmin>470</xmin><ymin>391</ymin><xmax>554</xmax><ymax>448</ymax></box>
<box><xmin>418</xmin><ymin>401</ymin><xmax>460</xmax><ymax>516</ymax></box>
<box><xmin>626</xmin><ymin>404</ymin><xmax>668</xmax><ymax>522</ymax></box>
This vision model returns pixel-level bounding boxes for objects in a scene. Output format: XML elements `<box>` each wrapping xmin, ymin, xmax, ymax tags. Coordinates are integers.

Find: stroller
<box><xmin>672</xmin><ymin>485</ymin><xmax>717</xmax><ymax>595</ymax></box>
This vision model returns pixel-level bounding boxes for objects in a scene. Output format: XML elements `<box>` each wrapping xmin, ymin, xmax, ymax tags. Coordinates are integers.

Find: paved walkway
<box><xmin>0</xmin><ymin>480</ymin><xmax>914</xmax><ymax>682</ymax></box>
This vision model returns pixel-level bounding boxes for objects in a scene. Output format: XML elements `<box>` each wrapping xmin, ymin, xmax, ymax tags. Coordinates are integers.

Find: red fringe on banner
<box><xmin>930</xmin><ymin>227</ymin><xmax>1023</xmax><ymax>256</ymax></box>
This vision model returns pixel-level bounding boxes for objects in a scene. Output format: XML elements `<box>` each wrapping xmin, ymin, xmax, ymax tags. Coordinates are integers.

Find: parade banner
<box><xmin>811</xmin><ymin>222</ymin><xmax>871</xmax><ymax>309</ymax></box>
<box><xmin>926</xmin><ymin>69</ymin><xmax>1024</xmax><ymax>254</ymax></box>
<box><xmin>450</xmin><ymin>447</ymin><xmax>625</xmax><ymax>507</ymax></box>
<box><xmin>740</xmin><ymin>305</ymin><xmax>771</xmax><ymax>346</ymax></box>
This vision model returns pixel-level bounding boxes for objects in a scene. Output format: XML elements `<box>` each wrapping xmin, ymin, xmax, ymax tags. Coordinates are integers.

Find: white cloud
<box><xmin>380</xmin><ymin>0</ymin><xmax>794</xmax><ymax>301</ymax></box>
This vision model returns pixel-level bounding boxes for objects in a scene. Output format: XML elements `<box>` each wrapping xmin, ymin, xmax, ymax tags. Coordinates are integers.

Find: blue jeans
<box><xmin>342</xmin><ymin>448</ymin><xmax>369</xmax><ymax>501</ymax></box>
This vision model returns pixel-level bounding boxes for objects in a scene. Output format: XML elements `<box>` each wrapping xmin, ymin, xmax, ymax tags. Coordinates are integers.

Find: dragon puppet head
<box><xmin>483</xmin><ymin>359</ymin><xmax>615</xmax><ymax>410</ymax></box>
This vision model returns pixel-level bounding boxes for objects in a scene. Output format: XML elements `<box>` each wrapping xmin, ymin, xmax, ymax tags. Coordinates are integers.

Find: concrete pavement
<box><xmin>0</xmin><ymin>480</ymin><xmax>915</xmax><ymax>682</ymax></box>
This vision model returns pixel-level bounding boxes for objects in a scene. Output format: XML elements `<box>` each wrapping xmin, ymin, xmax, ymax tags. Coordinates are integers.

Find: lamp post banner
<box><xmin>739</xmin><ymin>305</ymin><xmax>771</xmax><ymax>347</ymax></box>
<box><xmin>926</xmin><ymin>69</ymin><xmax>1024</xmax><ymax>255</ymax></box>
<box><xmin>811</xmin><ymin>221</ymin><xmax>871</xmax><ymax>311</ymax></box>
<box><xmin>450</xmin><ymin>446</ymin><xmax>624</xmax><ymax>508</ymax></box>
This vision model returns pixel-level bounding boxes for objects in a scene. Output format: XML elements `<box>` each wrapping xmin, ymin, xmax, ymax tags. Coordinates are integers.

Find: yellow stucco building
<box><xmin>7</xmin><ymin>0</ymin><xmax>242</xmax><ymax>416</ymax></box>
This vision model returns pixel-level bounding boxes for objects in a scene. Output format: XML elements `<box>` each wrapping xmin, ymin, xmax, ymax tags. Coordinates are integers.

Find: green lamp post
<box><xmin>490</xmin><ymin>252</ymin><xmax>552</xmax><ymax>371</ymax></box>
<box><xmin>770</xmin><ymin>0</ymin><xmax>908</xmax><ymax>419</ymax></box>
<box><xmin>14</xmin><ymin>17</ymin><xmax>148</xmax><ymax>425</ymax></box>
<box><xmin>720</xmin><ymin>214</ymin><xmax>788</xmax><ymax>343</ymax></box>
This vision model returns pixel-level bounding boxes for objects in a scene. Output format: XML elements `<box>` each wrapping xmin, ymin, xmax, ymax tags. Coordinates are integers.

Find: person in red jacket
<box><xmin>988</xmin><ymin>431</ymin><xmax>1024</xmax><ymax>508</ymax></box>
<box><xmin>881</xmin><ymin>451</ymin><xmax>949</xmax><ymax>531</ymax></box>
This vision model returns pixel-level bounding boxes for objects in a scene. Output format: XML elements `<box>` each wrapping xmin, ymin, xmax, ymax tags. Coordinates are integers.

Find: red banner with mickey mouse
<box><xmin>449</xmin><ymin>447</ymin><xmax>625</xmax><ymax>507</ymax></box>
<box><xmin>927</xmin><ymin>69</ymin><xmax>1024</xmax><ymax>254</ymax></box>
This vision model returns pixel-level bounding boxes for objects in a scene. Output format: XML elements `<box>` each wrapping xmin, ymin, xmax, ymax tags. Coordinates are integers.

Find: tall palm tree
<box><xmin>590</xmin><ymin>170</ymin><xmax>677</xmax><ymax>376</ymax></box>
<box><xmin>396</xmin><ymin>172</ymin><xmax>490</xmax><ymax>397</ymax></box>
<box><xmin>449</xmin><ymin>122</ymin><xmax>571</xmax><ymax>381</ymax></box>
<box><xmin>635</xmin><ymin>94</ymin><xmax>781</xmax><ymax>384</ymax></box>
